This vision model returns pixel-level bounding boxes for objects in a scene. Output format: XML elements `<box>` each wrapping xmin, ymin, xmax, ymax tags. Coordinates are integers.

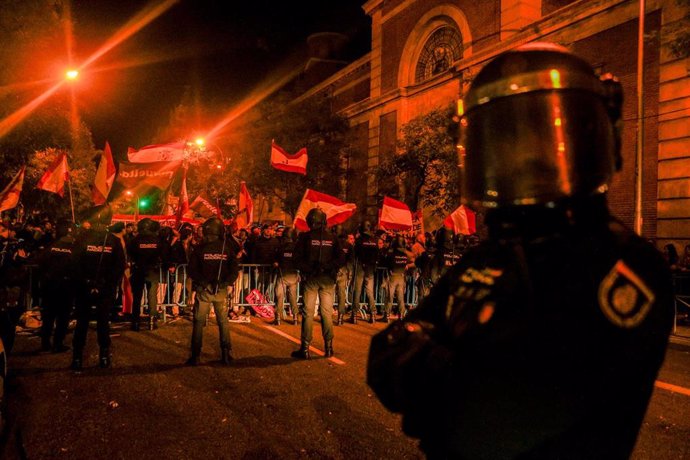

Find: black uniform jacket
<box><xmin>368</xmin><ymin>218</ymin><xmax>674</xmax><ymax>459</ymax></box>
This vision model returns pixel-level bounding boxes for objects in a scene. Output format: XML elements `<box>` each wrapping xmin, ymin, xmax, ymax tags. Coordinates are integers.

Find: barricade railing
<box><xmin>144</xmin><ymin>264</ymin><xmax>419</xmax><ymax>314</ymax></box>
<box><xmin>672</xmin><ymin>272</ymin><xmax>690</xmax><ymax>338</ymax></box>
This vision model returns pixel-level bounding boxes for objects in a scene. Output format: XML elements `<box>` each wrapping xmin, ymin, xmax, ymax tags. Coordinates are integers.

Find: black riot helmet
<box><xmin>306</xmin><ymin>208</ymin><xmax>327</xmax><ymax>231</ymax></box>
<box><xmin>460</xmin><ymin>42</ymin><xmax>623</xmax><ymax>209</ymax></box>
<box><xmin>137</xmin><ymin>218</ymin><xmax>160</xmax><ymax>236</ymax></box>
<box><xmin>202</xmin><ymin>217</ymin><xmax>225</xmax><ymax>238</ymax></box>
<box><xmin>56</xmin><ymin>219</ymin><xmax>74</xmax><ymax>239</ymax></box>
<box><xmin>359</xmin><ymin>220</ymin><xmax>373</xmax><ymax>235</ymax></box>
<box><xmin>283</xmin><ymin>228</ymin><xmax>297</xmax><ymax>242</ymax></box>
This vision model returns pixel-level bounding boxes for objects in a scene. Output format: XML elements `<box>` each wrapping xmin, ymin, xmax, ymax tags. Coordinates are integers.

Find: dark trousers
<box><xmin>73</xmin><ymin>285</ymin><xmax>115</xmax><ymax>353</ymax></box>
<box><xmin>301</xmin><ymin>275</ymin><xmax>335</xmax><ymax>346</ymax></box>
<box><xmin>352</xmin><ymin>265</ymin><xmax>376</xmax><ymax>314</ymax></box>
<box><xmin>131</xmin><ymin>268</ymin><xmax>160</xmax><ymax>320</ymax></box>
<box><xmin>191</xmin><ymin>286</ymin><xmax>231</xmax><ymax>356</ymax></box>
<box><xmin>40</xmin><ymin>279</ymin><xmax>74</xmax><ymax>347</ymax></box>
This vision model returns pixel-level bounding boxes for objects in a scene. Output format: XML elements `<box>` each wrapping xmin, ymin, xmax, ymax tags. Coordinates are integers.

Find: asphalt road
<box><xmin>1</xmin><ymin>315</ymin><xmax>689</xmax><ymax>459</ymax></box>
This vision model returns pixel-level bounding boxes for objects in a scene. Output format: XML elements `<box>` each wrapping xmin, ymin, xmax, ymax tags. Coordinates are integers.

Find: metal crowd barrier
<box><xmin>142</xmin><ymin>264</ymin><xmax>419</xmax><ymax>314</ymax></box>
<box><xmin>672</xmin><ymin>272</ymin><xmax>690</xmax><ymax>338</ymax></box>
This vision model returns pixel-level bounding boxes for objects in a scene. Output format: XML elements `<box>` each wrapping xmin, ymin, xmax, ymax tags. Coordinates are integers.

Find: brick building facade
<box><xmin>294</xmin><ymin>0</ymin><xmax>689</xmax><ymax>248</ymax></box>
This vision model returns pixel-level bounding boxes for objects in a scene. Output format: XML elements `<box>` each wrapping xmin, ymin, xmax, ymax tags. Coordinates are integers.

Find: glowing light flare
<box><xmin>65</xmin><ymin>69</ymin><xmax>79</xmax><ymax>80</ymax></box>
<box><xmin>81</xmin><ymin>0</ymin><xmax>179</xmax><ymax>69</ymax></box>
<box><xmin>0</xmin><ymin>82</ymin><xmax>63</xmax><ymax>138</ymax></box>
<box><xmin>195</xmin><ymin>138</ymin><xmax>205</xmax><ymax>147</ymax></box>
<box><xmin>205</xmin><ymin>63</ymin><xmax>305</xmax><ymax>140</ymax></box>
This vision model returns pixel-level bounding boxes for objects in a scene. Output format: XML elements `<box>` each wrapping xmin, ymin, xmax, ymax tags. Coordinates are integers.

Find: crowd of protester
<box><xmin>2</xmin><ymin>211</ymin><xmax>688</xmax><ymax>355</ymax></box>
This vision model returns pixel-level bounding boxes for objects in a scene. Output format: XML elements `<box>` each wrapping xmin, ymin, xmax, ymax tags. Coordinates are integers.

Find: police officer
<box><xmin>291</xmin><ymin>208</ymin><xmax>343</xmax><ymax>359</ymax></box>
<box><xmin>71</xmin><ymin>206</ymin><xmax>126</xmax><ymax>369</ymax></box>
<box><xmin>367</xmin><ymin>43</ymin><xmax>674</xmax><ymax>458</ymax></box>
<box><xmin>383</xmin><ymin>234</ymin><xmax>412</xmax><ymax>323</ymax></box>
<box><xmin>429</xmin><ymin>226</ymin><xmax>461</xmax><ymax>285</ymax></box>
<box><xmin>350</xmin><ymin>220</ymin><xmax>378</xmax><ymax>324</ymax></box>
<box><xmin>38</xmin><ymin>219</ymin><xmax>75</xmax><ymax>353</ymax></box>
<box><xmin>334</xmin><ymin>228</ymin><xmax>354</xmax><ymax>326</ymax></box>
<box><xmin>273</xmin><ymin>228</ymin><xmax>300</xmax><ymax>326</ymax></box>
<box><xmin>186</xmin><ymin>217</ymin><xmax>239</xmax><ymax>365</ymax></box>
<box><xmin>128</xmin><ymin>218</ymin><xmax>165</xmax><ymax>331</ymax></box>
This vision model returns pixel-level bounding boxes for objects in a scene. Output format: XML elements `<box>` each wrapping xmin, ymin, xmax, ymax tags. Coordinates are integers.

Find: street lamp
<box><xmin>65</xmin><ymin>69</ymin><xmax>79</xmax><ymax>81</ymax></box>
<box><xmin>126</xmin><ymin>190</ymin><xmax>140</xmax><ymax>219</ymax></box>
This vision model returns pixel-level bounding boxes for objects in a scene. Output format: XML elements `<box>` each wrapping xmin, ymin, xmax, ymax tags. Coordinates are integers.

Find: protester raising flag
<box><xmin>0</xmin><ymin>167</ymin><xmax>26</xmax><ymax>213</ymax></box>
<box><xmin>235</xmin><ymin>181</ymin><xmax>253</xmax><ymax>228</ymax></box>
<box><xmin>270</xmin><ymin>141</ymin><xmax>308</xmax><ymax>175</ymax></box>
<box><xmin>175</xmin><ymin>170</ymin><xmax>190</xmax><ymax>223</ymax></box>
<box><xmin>92</xmin><ymin>142</ymin><xmax>117</xmax><ymax>205</ymax></box>
<box><xmin>379</xmin><ymin>196</ymin><xmax>413</xmax><ymax>231</ymax></box>
<box><xmin>189</xmin><ymin>191</ymin><xmax>220</xmax><ymax>218</ymax></box>
<box><xmin>293</xmin><ymin>189</ymin><xmax>356</xmax><ymax>231</ymax></box>
<box><xmin>37</xmin><ymin>152</ymin><xmax>69</xmax><ymax>197</ymax></box>
<box><xmin>127</xmin><ymin>141</ymin><xmax>186</xmax><ymax>163</ymax></box>
<box><xmin>443</xmin><ymin>205</ymin><xmax>476</xmax><ymax>235</ymax></box>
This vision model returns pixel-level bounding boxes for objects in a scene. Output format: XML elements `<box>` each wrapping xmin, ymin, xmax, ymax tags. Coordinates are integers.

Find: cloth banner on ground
<box><xmin>127</xmin><ymin>142</ymin><xmax>186</xmax><ymax>163</ymax></box>
<box><xmin>92</xmin><ymin>142</ymin><xmax>117</xmax><ymax>205</ymax></box>
<box><xmin>443</xmin><ymin>205</ymin><xmax>476</xmax><ymax>235</ymax></box>
<box><xmin>37</xmin><ymin>153</ymin><xmax>69</xmax><ymax>197</ymax></box>
<box><xmin>245</xmin><ymin>289</ymin><xmax>275</xmax><ymax>318</ymax></box>
<box><xmin>236</xmin><ymin>181</ymin><xmax>253</xmax><ymax>228</ymax></box>
<box><xmin>293</xmin><ymin>189</ymin><xmax>357</xmax><ymax>231</ymax></box>
<box><xmin>379</xmin><ymin>196</ymin><xmax>413</xmax><ymax>231</ymax></box>
<box><xmin>115</xmin><ymin>161</ymin><xmax>182</xmax><ymax>191</ymax></box>
<box><xmin>270</xmin><ymin>141</ymin><xmax>308</xmax><ymax>175</ymax></box>
<box><xmin>0</xmin><ymin>166</ymin><xmax>26</xmax><ymax>213</ymax></box>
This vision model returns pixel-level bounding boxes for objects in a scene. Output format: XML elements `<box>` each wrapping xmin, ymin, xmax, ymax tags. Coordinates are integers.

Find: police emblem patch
<box><xmin>598</xmin><ymin>260</ymin><xmax>654</xmax><ymax>328</ymax></box>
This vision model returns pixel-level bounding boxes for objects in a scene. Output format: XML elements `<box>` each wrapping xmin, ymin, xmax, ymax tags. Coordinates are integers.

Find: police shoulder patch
<box><xmin>598</xmin><ymin>260</ymin><xmax>655</xmax><ymax>328</ymax></box>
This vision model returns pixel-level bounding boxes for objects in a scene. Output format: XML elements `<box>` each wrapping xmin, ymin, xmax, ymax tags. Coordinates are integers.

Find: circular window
<box><xmin>415</xmin><ymin>26</ymin><xmax>463</xmax><ymax>83</ymax></box>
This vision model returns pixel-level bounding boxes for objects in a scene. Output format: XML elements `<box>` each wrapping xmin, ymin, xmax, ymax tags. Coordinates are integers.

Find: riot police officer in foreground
<box><xmin>128</xmin><ymin>218</ymin><xmax>165</xmax><ymax>331</ymax></box>
<box><xmin>186</xmin><ymin>217</ymin><xmax>239</xmax><ymax>365</ymax></box>
<box><xmin>38</xmin><ymin>219</ymin><xmax>75</xmax><ymax>353</ymax></box>
<box><xmin>291</xmin><ymin>208</ymin><xmax>343</xmax><ymax>359</ymax></box>
<box><xmin>71</xmin><ymin>206</ymin><xmax>126</xmax><ymax>370</ymax></box>
<box><xmin>367</xmin><ymin>43</ymin><xmax>674</xmax><ymax>458</ymax></box>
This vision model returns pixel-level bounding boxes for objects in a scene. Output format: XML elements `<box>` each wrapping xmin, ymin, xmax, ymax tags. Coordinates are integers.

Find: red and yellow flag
<box><xmin>37</xmin><ymin>153</ymin><xmax>69</xmax><ymax>197</ymax></box>
<box><xmin>92</xmin><ymin>142</ymin><xmax>117</xmax><ymax>205</ymax></box>
<box><xmin>0</xmin><ymin>167</ymin><xmax>26</xmax><ymax>213</ymax></box>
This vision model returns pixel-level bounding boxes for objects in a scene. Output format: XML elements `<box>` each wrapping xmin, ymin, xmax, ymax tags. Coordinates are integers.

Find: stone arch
<box><xmin>398</xmin><ymin>5</ymin><xmax>473</xmax><ymax>88</ymax></box>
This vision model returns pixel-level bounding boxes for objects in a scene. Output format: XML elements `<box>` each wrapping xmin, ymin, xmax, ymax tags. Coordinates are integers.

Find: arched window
<box><xmin>414</xmin><ymin>26</ymin><xmax>463</xmax><ymax>83</ymax></box>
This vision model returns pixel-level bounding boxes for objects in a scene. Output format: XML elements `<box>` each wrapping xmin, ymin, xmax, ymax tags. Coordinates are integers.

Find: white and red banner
<box><xmin>236</xmin><ymin>181</ymin><xmax>253</xmax><ymax>228</ymax></box>
<box><xmin>293</xmin><ymin>189</ymin><xmax>356</xmax><ymax>231</ymax></box>
<box><xmin>189</xmin><ymin>191</ymin><xmax>221</xmax><ymax>218</ymax></box>
<box><xmin>270</xmin><ymin>141</ymin><xmax>307</xmax><ymax>175</ymax></box>
<box><xmin>92</xmin><ymin>142</ymin><xmax>116</xmax><ymax>205</ymax></box>
<box><xmin>0</xmin><ymin>166</ymin><xmax>26</xmax><ymax>213</ymax></box>
<box><xmin>379</xmin><ymin>196</ymin><xmax>413</xmax><ymax>231</ymax></box>
<box><xmin>112</xmin><ymin>214</ymin><xmax>202</xmax><ymax>226</ymax></box>
<box><xmin>443</xmin><ymin>205</ymin><xmax>476</xmax><ymax>235</ymax></box>
<box><xmin>37</xmin><ymin>152</ymin><xmax>69</xmax><ymax>197</ymax></box>
<box><xmin>115</xmin><ymin>160</ymin><xmax>182</xmax><ymax>191</ymax></box>
<box><xmin>127</xmin><ymin>141</ymin><xmax>186</xmax><ymax>163</ymax></box>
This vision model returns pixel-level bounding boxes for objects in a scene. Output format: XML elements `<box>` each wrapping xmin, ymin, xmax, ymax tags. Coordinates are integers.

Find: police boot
<box><xmin>368</xmin><ymin>311</ymin><xmax>375</xmax><ymax>324</ymax></box>
<box><xmin>130</xmin><ymin>320</ymin><xmax>140</xmax><ymax>332</ymax></box>
<box><xmin>382</xmin><ymin>313</ymin><xmax>390</xmax><ymax>324</ymax></box>
<box><xmin>291</xmin><ymin>342</ymin><xmax>310</xmax><ymax>360</ymax></box>
<box><xmin>148</xmin><ymin>316</ymin><xmax>158</xmax><ymax>331</ymax></box>
<box><xmin>185</xmin><ymin>353</ymin><xmax>200</xmax><ymax>366</ymax></box>
<box><xmin>293</xmin><ymin>314</ymin><xmax>300</xmax><ymax>325</ymax></box>
<box><xmin>324</xmin><ymin>340</ymin><xmax>334</xmax><ymax>358</ymax></box>
<box><xmin>99</xmin><ymin>348</ymin><xmax>112</xmax><ymax>368</ymax></box>
<box><xmin>70</xmin><ymin>351</ymin><xmax>83</xmax><ymax>371</ymax></box>
<box><xmin>221</xmin><ymin>347</ymin><xmax>233</xmax><ymax>365</ymax></box>
<box><xmin>350</xmin><ymin>311</ymin><xmax>357</xmax><ymax>325</ymax></box>
<box><xmin>272</xmin><ymin>315</ymin><xmax>281</xmax><ymax>326</ymax></box>
<box><xmin>337</xmin><ymin>313</ymin><xmax>344</xmax><ymax>326</ymax></box>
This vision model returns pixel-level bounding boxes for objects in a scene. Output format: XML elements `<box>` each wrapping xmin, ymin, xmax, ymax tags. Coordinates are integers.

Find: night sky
<box><xmin>70</xmin><ymin>0</ymin><xmax>370</xmax><ymax>157</ymax></box>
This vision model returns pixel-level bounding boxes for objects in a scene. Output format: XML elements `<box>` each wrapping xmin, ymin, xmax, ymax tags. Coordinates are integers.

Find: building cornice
<box><xmin>363</xmin><ymin>0</ymin><xmax>384</xmax><ymax>16</ymax></box>
<box><xmin>292</xmin><ymin>53</ymin><xmax>372</xmax><ymax>104</ymax></box>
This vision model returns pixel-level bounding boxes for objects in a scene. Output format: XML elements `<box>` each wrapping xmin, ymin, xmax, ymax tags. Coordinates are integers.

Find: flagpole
<box><xmin>67</xmin><ymin>179</ymin><xmax>76</xmax><ymax>223</ymax></box>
